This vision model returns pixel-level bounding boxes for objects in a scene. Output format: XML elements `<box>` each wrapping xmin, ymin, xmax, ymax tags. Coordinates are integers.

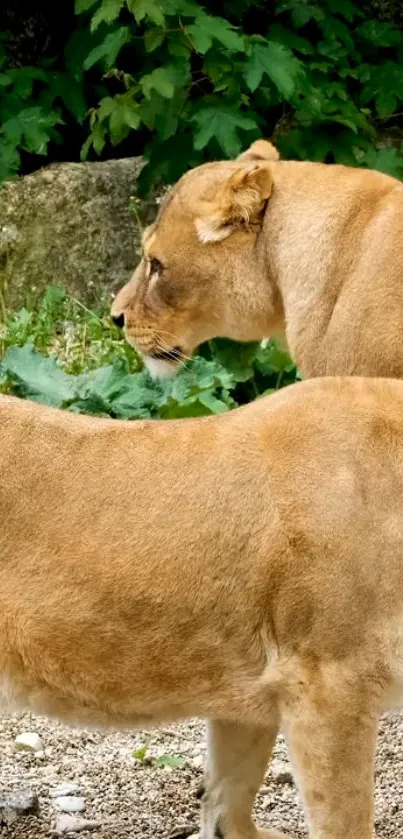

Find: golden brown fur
<box><xmin>3</xmin><ymin>377</ymin><xmax>403</xmax><ymax>837</ymax></box>
<box><xmin>111</xmin><ymin>139</ymin><xmax>403</xmax><ymax>379</ymax></box>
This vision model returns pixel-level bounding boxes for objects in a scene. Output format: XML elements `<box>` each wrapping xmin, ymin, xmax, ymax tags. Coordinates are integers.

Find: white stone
<box><xmin>14</xmin><ymin>732</ymin><xmax>44</xmax><ymax>753</ymax></box>
<box><xmin>54</xmin><ymin>796</ymin><xmax>85</xmax><ymax>813</ymax></box>
<box><xmin>51</xmin><ymin>784</ymin><xmax>80</xmax><ymax>799</ymax></box>
<box><xmin>52</xmin><ymin>815</ymin><xmax>99</xmax><ymax>836</ymax></box>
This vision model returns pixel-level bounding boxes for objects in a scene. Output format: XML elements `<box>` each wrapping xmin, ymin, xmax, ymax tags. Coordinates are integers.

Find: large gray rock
<box><xmin>0</xmin><ymin>789</ymin><xmax>39</xmax><ymax>825</ymax></box>
<box><xmin>0</xmin><ymin>157</ymin><xmax>148</xmax><ymax>309</ymax></box>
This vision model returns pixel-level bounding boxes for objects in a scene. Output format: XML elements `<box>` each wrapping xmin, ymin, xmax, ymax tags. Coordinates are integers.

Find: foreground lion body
<box><xmin>3</xmin><ymin>378</ymin><xmax>403</xmax><ymax>837</ymax></box>
<box><xmin>111</xmin><ymin>140</ymin><xmax>403</xmax><ymax>379</ymax></box>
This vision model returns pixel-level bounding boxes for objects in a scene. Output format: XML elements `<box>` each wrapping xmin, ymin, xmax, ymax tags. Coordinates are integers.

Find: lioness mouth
<box><xmin>149</xmin><ymin>346</ymin><xmax>183</xmax><ymax>362</ymax></box>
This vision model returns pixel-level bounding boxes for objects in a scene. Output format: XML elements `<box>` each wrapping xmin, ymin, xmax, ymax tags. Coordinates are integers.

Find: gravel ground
<box><xmin>0</xmin><ymin>712</ymin><xmax>403</xmax><ymax>838</ymax></box>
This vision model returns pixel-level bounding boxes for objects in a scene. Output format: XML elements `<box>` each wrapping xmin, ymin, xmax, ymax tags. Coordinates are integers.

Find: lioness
<box><xmin>111</xmin><ymin>139</ymin><xmax>403</xmax><ymax>379</ymax></box>
<box><xmin>3</xmin><ymin>376</ymin><xmax>403</xmax><ymax>838</ymax></box>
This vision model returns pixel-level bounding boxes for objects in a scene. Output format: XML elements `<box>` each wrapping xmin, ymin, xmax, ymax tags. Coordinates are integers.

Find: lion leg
<box><xmin>280</xmin><ymin>666</ymin><xmax>380</xmax><ymax>838</ymax></box>
<box><xmin>199</xmin><ymin>717</ymin><xmax>292</xmax><ymax>839</ymax></box>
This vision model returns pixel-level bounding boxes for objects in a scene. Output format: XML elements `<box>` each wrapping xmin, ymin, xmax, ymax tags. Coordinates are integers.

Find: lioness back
<box><xmin>3</xmin><ymin>380</ymin><xmax>403</xmax><ymax>837</ymax></box>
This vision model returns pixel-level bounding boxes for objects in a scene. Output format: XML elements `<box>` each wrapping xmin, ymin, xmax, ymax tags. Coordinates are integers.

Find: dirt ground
<box><xmin>0</xmin><ymin>711</ymin><xmax>403</xmax><ymax>837</ymax></box>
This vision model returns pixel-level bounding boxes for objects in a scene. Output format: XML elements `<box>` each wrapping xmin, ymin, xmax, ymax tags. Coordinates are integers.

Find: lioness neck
<box><xmin>263</xmin><ymin>160</ymin><xmax>403</xmax><ymax>376</ymax></box>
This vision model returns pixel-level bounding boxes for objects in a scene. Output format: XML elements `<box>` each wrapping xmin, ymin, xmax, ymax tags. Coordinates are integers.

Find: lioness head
<box><xmin>111</xmin><ymin>140</ymin><xmax>282</xmax><ymax>377</ymax></box>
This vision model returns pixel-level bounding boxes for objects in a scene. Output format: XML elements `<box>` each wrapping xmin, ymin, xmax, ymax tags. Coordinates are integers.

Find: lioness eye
<box><xmin>149</xmin><ymin>257</ymin><xmax>163</xmax><ymax>276</ymax></box>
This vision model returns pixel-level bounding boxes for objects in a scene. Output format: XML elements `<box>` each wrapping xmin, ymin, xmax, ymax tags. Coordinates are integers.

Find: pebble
<box><xmin>0</xmin><ymin>789</ymin><xmax>39</xmax><ymax>825</ymax></box>
<box><xmin>54</xmin><ymin>796</ymin><xmax>86</xmax><ymax>813</ymax></box>
<box><xmin>1</xmin><ymin>712</ymin><xmax>403</xmax><ymax>838</ymax></box>
<box><xmin>169</xmin><ymin>826</ymin><xmax>198</xmax><ymax>839</ymax></box>
<box><xmin>51</xmin><ymin>783</ymin><xmax>80</xmax><ymax>798</ymax></box>
<box><xmin>52</xmin><ymin>814</ymin><xmax>100</xmax><ymax>836</ymax></box>
<box><xmin>14</xmin><ymin>732</ymin><xmax>44</xmax><ymax>752</ymax></box>
<box><xmin>270</xmin><ymin>759</ymin><xmax>294</xmax><ymax>786</ymax></box>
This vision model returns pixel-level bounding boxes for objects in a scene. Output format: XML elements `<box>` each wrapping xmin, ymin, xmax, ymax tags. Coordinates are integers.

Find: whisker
<box><xmin>154</xmin><ymin>339</ymin><xmax>193</xmax><ymax>364</ymax></box>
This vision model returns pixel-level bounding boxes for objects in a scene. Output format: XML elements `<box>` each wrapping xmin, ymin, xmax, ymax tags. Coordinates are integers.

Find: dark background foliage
<box><xmin>1</xmin><ymin>0</ymin><xmax>403</xmax><ymax>189</ymax></box>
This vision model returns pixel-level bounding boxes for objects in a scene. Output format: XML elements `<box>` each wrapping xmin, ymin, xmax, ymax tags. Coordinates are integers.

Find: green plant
<box><xmin>0</xmin><ymin>339</ymin><xmax>298</xmax><ymax>419</ymax></box>
<box><xmin>132</xmin><ymin>742</ymin><xmax>151</xmax><ymax>762</ymax></box>
<box><xmin>0</xmin><ymin>30</ymin><xmax>89</xmax><ymax>182</ymax></box>
<box><xmin>154</xmin><ymin>754</ymin><xmax>186</xmax><ymax>769</ymax></box>
<box><xmin>0</xmin><ymin>285</ymin><xmax>138</xmax><ymax>373</ymax></box>
<box><xmin>75</xmin><ymin>0</ymin><xmax>403</xmax><ymax>191</ymax></box>
<box><xmin>1</xmin><ymin>2</ymin><xmax>403</xmax><ymax>186</ymax></box>
<box><xmin>131</xmin><ymin>742</ymin><xmax>185</xmax><ymax>768</ymax></box>
<box><xmin>0</xmin><ymin>287</ymin><xmax>298</xmax><ymax>419</ymax></box>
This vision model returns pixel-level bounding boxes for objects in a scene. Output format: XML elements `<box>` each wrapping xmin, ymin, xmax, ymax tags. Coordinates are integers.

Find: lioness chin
<box><xmin>2</xmin><ymin>376</ymin><xmax>403</xmax><ymax>838</ymax></box>
<box><xmin>111</xmin><ymin>139</ymin><xmax>403</xmax><ymax>380</ymax></box>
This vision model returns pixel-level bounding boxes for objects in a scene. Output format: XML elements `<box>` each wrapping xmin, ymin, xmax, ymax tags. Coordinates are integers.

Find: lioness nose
<box><xmin>112</xmin><ymin>313</ymin><xmax>124</xmax><ymax>328</ymax></box>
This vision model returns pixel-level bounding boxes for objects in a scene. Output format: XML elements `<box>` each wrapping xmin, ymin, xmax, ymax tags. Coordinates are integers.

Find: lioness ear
<box><xmin>195</xmin><ymin>163</ymin><xmax>273</xmax><ymax>244</ymax></box>
<box><xmin>238</xmin><ymin>139</ymin><xmax>279</xmax><ymax>163</ymax></box>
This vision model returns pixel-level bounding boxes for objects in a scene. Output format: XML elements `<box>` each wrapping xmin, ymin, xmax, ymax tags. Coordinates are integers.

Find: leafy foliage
<box><xmin>0</xmin><ymin>284</ymin><xmax>138</xmax><ymax>373</ymax></box>
<box><xmin>1</xmin><ymin>2</ymin><xmax>403</xmax><ymax>186</ymax></box>
<box><xmin>131</xmin><ymin>741</ymin><xmax>186</xmax><ymax>769</ymax></box>
<box><xmin>0</xmin><ymin>32</ymin><xmax>89</xmax><ymax>181</ymax></box>
<box><xmin>0</xmin><ymin>287</ymin><xmax>297</xmax><ymax>420</ymax></box>
<box><xmin>0</xmin><ymin>339</ymin><xmax>298</xmax><ymax>419</ymax></box>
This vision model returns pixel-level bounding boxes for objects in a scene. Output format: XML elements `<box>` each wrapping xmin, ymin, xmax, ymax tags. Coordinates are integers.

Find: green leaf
<box><xmin>145</xmin><ymin>28</ymin><xmax>165</xmax><ymax>52</ymax></box>
<box><xmin>141</xmin><ymin>67</ymin><xmax>175</xmax><ymax>99</ymax></box>
<box><xmin>141</xmin><ymin>89</ymin><xmax>187</xmax><ymax>140</ymax></box>
<box><xmin>84</xmin><ymin>27</ymin><xmax>130</xmax><ymax>70</ymax></box>
<box><xmin>109</xmin><ymin>97</ymin><xmax>140</xmax><ymax>143</ymax></box>
<box><xmin>42</xmin><ymin>285</ymin><xmax>66</xmax><ymax>309</ymax></box>
<box><xmin>48</xmin><ymin>73</ymin><xmax>87</xmax><ymax>122</ymax></box>
<box><xmin>276</xmin><ymin>2</ymin><xmax>320</xmax><ymax>29</ymax></box>
<box><xmin>80</xmin><ymin>134</ymin><xmax>94</xmax><ymax>161</ymax></box>
<box><xmin>322</xmin><ymin>17</ymin><xmax>354</xmax><ymax>50</ymax></box>
<box><xmin>159</xmin><ymin>398</ymin><xmax>213</xmax><ymax>418</ymax></box>
<box><xmin>65</xmin><ymin>28</ymin><xmax>94</xmax><ymax>79</ymax></box>
<box><xmin>132</xmin><ymin>743</ymin><xmax>149</xmax><ymax>761</ymax></box>
<box><xmin>141</xmin><ymin>62</ymin><xmax>190</xmax><ymax>101</ymax></box>
<box><xmin>127</xmin><ymin>0</ymin><xmax>165</xmax><ymax>25</ymax></box>
<box><xmin>76</xmin><ymin>360</ymin><xmax>132</xmax><ymax>413</ymax></box>
<box><xmin>75</xmin><ymin>0</ymin><xmax>99</xmax><ymax>12</ymax></box>
<box><xmin>363</xmin><ymin>147</ymin><xmax>403</xmax><ymax>180</ymax></box>
<box><xmin>0</xmin><ymin>143</ymin><xmax>20</xmax><ymax>181</ymax></box>
<box><xmin>158</xmin><ymin>356</ymin><xmax>235</xmax><ymax>409</ymax></box>
<box><xmin>0</xmin><ymin>73</ymin><xmax>12</xmax><ymax>87</ymax></box>
<box><xmin>137</xmin><ymin>132</ymin><xmax>197</xmax><ymax>194</ymax></box>
<box><xmin>197</xmin><ymin>391</ymin><xmax>229</xmax><ymax>414</ymax></box>
<box><xmin>92</xmin><ymin>121</ymin><xmax>107</xmax><ymax>154</ymax></box>
<box><xmin>90</xmin><ymin>0</ymin><xmax>125</xmax><ymax>31</ymax></box>
<box><xmin>268</xmin><ymin>24</ymin><xmax>313</xmax><ymax>55</ymax></box>
<box><xmin>185</xmin><ymin>14</ymin><xmax>243</xmax><ymax>54</ymax></box>
<box><xmin>192</xmin><ymin>106</ymin><xmax>258</xmax><ymax>157</ymax></box>
<box><xmin>97</xmin><ymin>96</ymin><xmax>116</xmax><ymax>121</ymax></box>
<box><xmin>167</xmin><ymin>32</ymin><xmax>191</xmax><ymax>57</ymax></box>
<box><xmin>326</xmin><ymin>0</ymin><xmax>363</xmax><ymax>21</ymax></box>
<box><xmin>211</xmin><ymin>339</ymin><xmax>259</xmax><ymax>383</ymax></box>
<box><xmin>1</xmin><ymin>107</ymin><xmax>63</xmax><ymax>156</ymax></box>
<box><xmin>245</xmin><ymin>40</ymin><xmax>302</xmax><ymax>98</ymax></box>
<box><xmin>155</xmin><ymin>755</ymin><xmax>186</xmax><ymax>769</ymax></box>
<box><xmin>255</xmin><ymin>341</ymin><xmax>295</xmax><ymax>376</ymax></box>
<box><xmin>109</xmin><ymin>372</ymin><xmax>164</xmax><ymax>419</ymax></box>
<box><xmin>1</xmin><ymin>345</ymin><xmax>76</xmax><ymax>407</ymax></box>
<box><xmin>375</xmin><ymin>91</ymin><xmax>397</xmax><ymax>119</ymax></box>
<box><xmin>357</xmin><ymin>20</ymin><xmax>402</xmax><ymax>47</ymax></box>
<box><xmin>7</xmin><ymin>67</ymin><xmax>49</xmax><ymax>100</ymax></box>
